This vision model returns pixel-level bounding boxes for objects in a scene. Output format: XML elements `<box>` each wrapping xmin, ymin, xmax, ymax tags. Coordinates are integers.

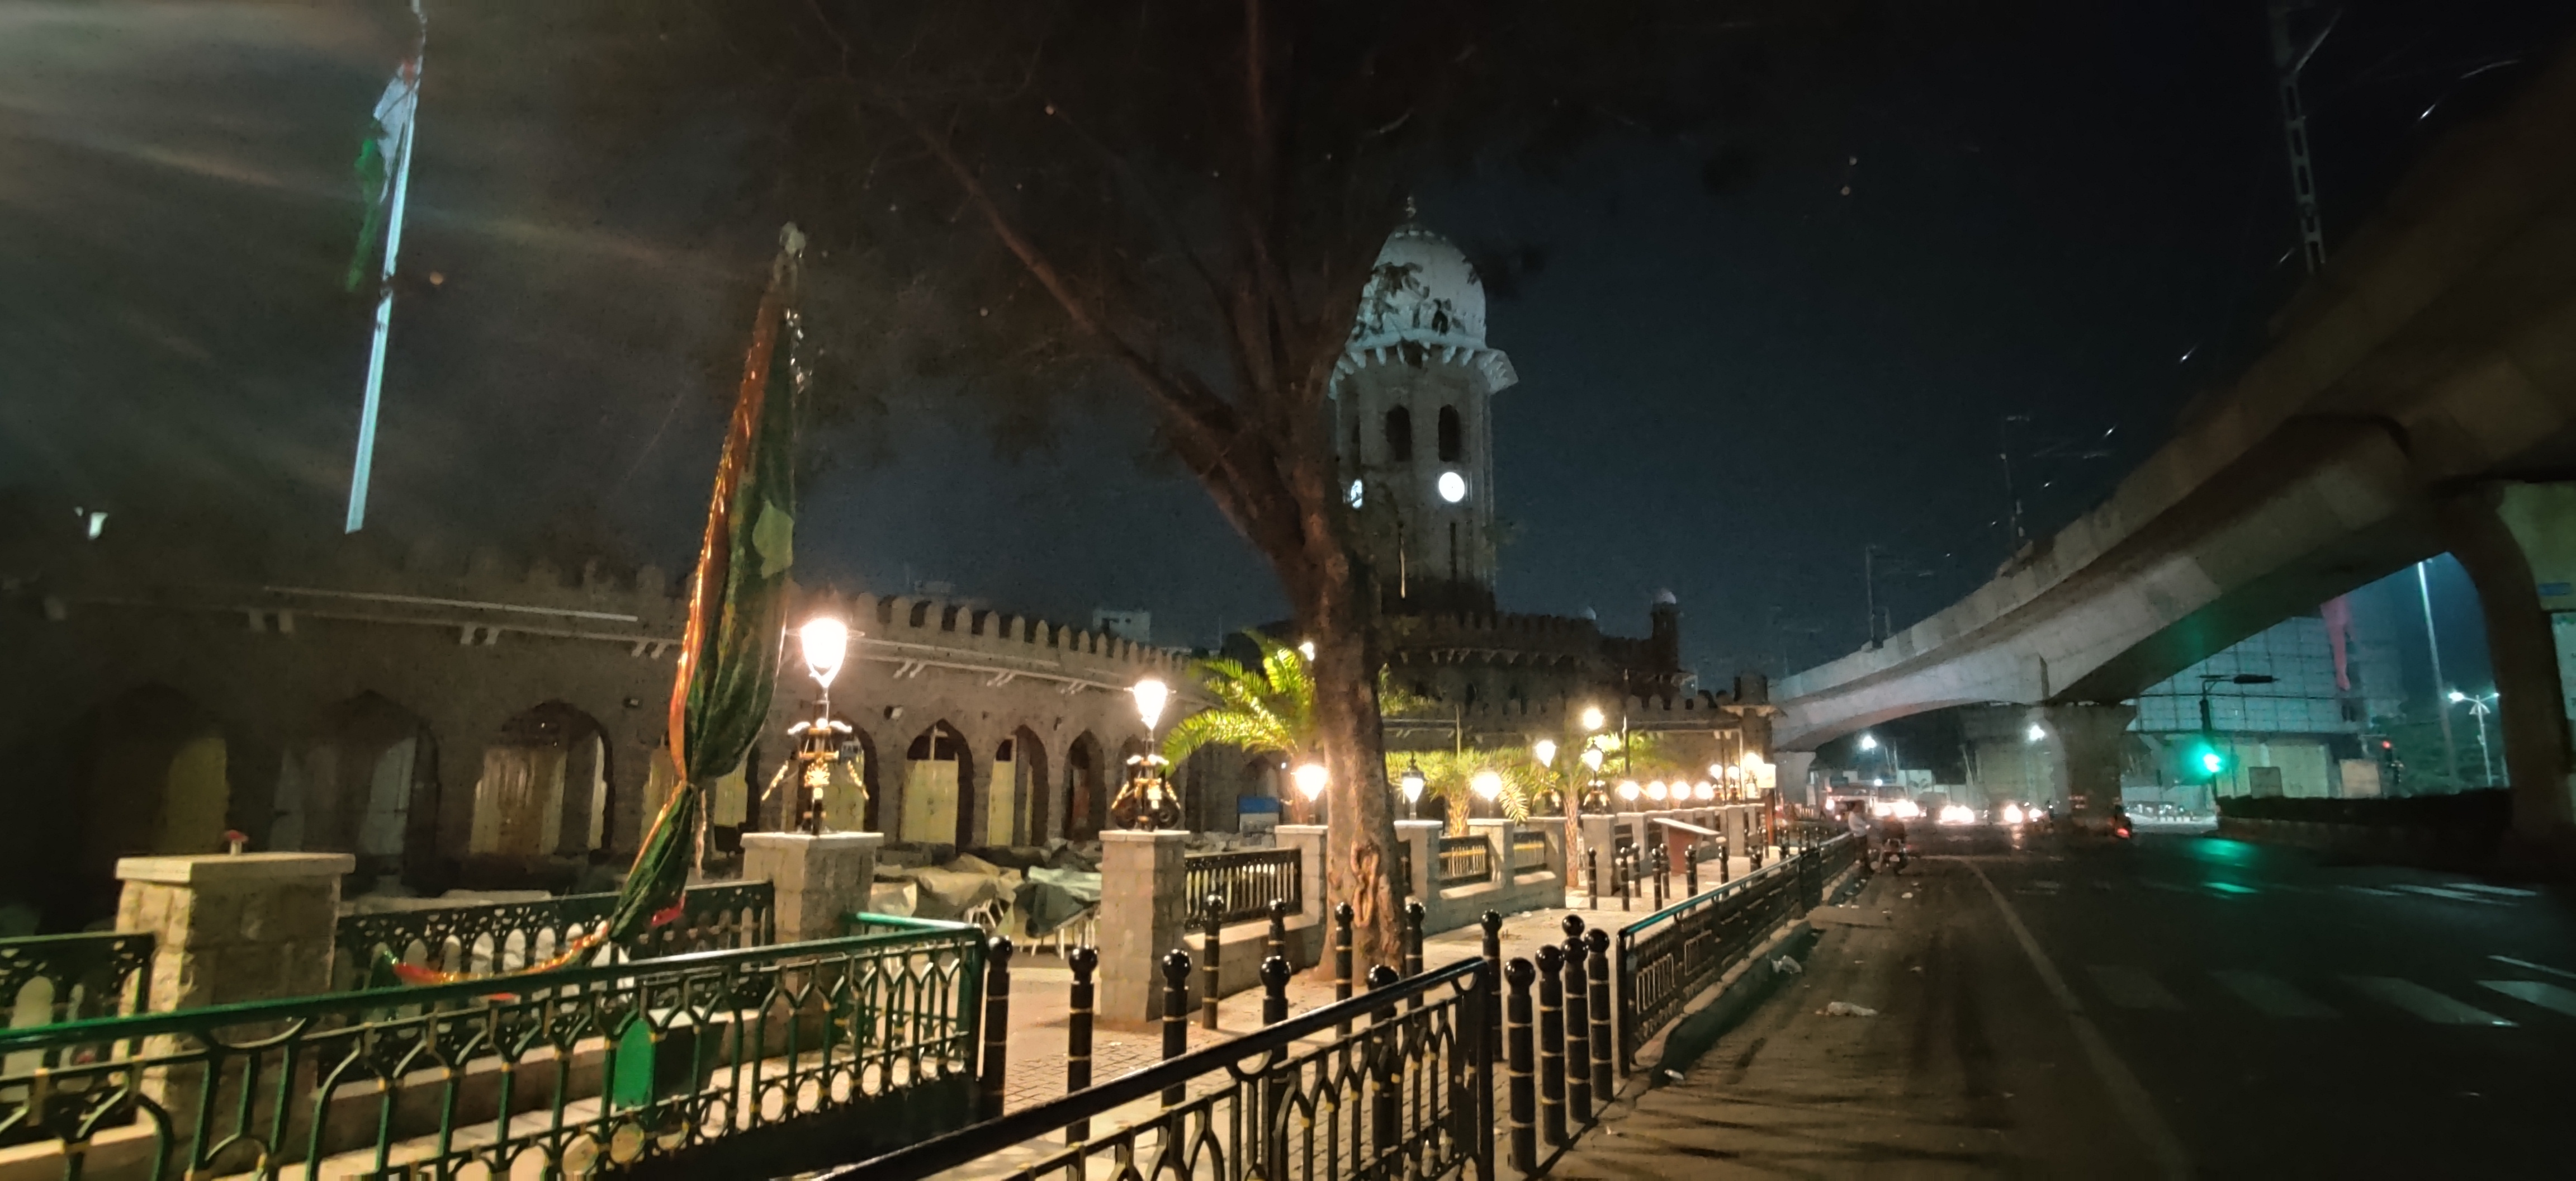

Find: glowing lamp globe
<box><xmin>1471</xmin><ymin>771</ymin><xmax>1504</xmax><ymax>801</ymax></box>
<box><xmin>1294</xmin><ymin>763</ymin><xmax>1329</xmax><ymax>800</ymax></box>
<box><xmin>1131</xmin><ymin>677</ymin><xmax>1170</xmax><ymax>731</ymax></box>
<box><xmin>799</xmin><ymin>617</ymin><xmax>849</xmax><ymax>687</ymax></box>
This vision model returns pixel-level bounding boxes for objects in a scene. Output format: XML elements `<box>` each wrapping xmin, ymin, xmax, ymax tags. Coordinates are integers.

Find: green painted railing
<box><xmin>332</xmin><ymin>880</ymin><xmax>776</xmax><ymax>989</ymax></box>
<box><xmin>0</xmin><ymin>930</ymin><xmax>155</xmax><ymax>1029</ymax></box>
<box><xmin>0</xmin><ymin>915</ymin><xmax>983</xmax><ymax>1179</ymax></box>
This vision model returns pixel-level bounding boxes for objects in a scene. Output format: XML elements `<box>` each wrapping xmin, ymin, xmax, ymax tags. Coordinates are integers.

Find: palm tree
<box><xmin>1162</xmin><ymin>634</ymin><xmax>1320</xmax><ymax>810</ymax></box>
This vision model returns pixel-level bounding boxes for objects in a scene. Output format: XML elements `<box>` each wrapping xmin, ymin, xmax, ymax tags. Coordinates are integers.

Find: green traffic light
<box><xmin>2198</xmin><ymin>750</ymin><xmax>2224</xmax><ymax>776</ymax></box>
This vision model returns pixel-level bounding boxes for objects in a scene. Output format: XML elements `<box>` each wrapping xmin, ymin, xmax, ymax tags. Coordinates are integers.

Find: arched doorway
<box><xmin>1064</xmin><ymin>733</ymin><xmax>1106</xmax><ymax>841</ymax></box>
<box><xmin>273</xmin><ymin>693</ymin><xmax>434</xmax><ymax>879</ymax></box>
<box><xmin>1007</xmin><ymin>727</ymin><xmax>1052</xmax><ymax>844</ymax></box>
<box><xmin>45</xmin><ymin>686</ymin><xmax>235</xmax><ymax>925</ymax></box>
<box><xmin>467</xmin><ymin>702</ymin><xmax>610</xmax><ymax>866</ymax></box>
<box><xmin>899</xmin><ymin>722</ymin><xmax>976</xmax><ymax>847</ymax></box>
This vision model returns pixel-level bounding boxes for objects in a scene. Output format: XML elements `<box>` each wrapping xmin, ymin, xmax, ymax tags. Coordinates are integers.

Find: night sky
<box><xmin>3</xmin><ymin>0</ymin><xmax>2568</xmax><ymax>688</ymax></box>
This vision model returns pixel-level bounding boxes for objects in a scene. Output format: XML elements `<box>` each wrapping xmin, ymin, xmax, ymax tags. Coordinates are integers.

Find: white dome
<box><xmin>1348</xmin><ymin>223</ymin><xmax>1486</xmax><ymax>352</ymax></box>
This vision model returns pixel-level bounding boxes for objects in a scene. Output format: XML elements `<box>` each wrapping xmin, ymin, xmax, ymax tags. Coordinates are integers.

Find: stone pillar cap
<box><xmin>116</xmin><ymin>852</ymin><xmax>356</xmax><ymax>886</ymax></box>
<box><xmin>1101</xmin><ymin>829</ymin><xmax>1191</xmax><ymax>843</ymax></box>
<box><xmin>741</xmin><ymin>831</ymin><xmax>884</xmax><ymax>848</ymax></box>
<box><xmin>1393</xmin><ymin>819</ymin><xmax>1444</xmax><ymax>831</ymax></box>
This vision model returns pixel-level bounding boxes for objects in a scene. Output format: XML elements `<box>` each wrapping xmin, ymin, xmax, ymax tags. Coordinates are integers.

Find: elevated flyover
<box><xmin>1775</xmin><ymin>41</ymin><xmax>2576</xmax><ymax>842</ymax></box>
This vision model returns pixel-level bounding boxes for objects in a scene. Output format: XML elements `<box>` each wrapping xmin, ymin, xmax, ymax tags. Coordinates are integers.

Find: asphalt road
<box><xmin>1550</xmin><ymin>825</ymin><xmax>2576</xmax><ymax>1178</ymax></box>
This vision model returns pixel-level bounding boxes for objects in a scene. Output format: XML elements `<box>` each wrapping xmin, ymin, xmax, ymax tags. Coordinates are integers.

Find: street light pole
<box><xmin>2448</xmin><ymin>691</ymin><xmax>2497</xmax><ymax>786</ymax></box>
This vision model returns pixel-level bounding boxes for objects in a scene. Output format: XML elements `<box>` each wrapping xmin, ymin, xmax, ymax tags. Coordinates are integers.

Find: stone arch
<box><xmin>993</xmin><ymin>726</ymin><xmax>1050</xmax><ymax>845</ymax></box>
<box><xmin>1064</xmin><ymin>732</ymin><xmax>1108</xmax><ymax>840</ymax></box>
<box><xmin>40</xmin><ymin>685</ymin><xmax>237</xmax><ymax>926</ymax></box>
<box><xmin>1437</xmin><ymin>404</ymin><xmax>1462</xmax><ymax>461</ymax></box>
<box><xmin>272</xmin><ymin>692</ymin><xmax>435</xmax><ymax>879</ymax></box>
<box><xmin>466</xmin><ymin>702</ymin><xmax>610</xmax><ymax>868</ymax></box>
<box><xmin>899</xmin><ymin>721</ymin><xmax>977</xmax><ymax>847</ymax></box>
<box><xmin>1384</xmin><ymin>405</ymin><xmax>1413</xmax><ymax>462</ymax></box>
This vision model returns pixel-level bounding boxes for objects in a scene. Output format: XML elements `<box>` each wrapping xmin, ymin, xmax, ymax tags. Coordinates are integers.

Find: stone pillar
<box><xmin>741</xmin><ymin>832</ymin><xmax>883</xmax><ymax>944</ymax></box>
<box><xmin>1577</xmin><ymin>814</ymin><xmax>1615</xmax><ymax>891</ymax></box>
<box><xmin>1097</xmin><ymin>829</ymin><xmax>1188</xmax><ymax>1024</ymax></box>
<box><xmin>2040</xmin><ymin>703</ymin><xmax>2138</xmax><ymax>820</ymax></box>
<box><xmin>1276</xmin><ymin>824</ymin><xmax>1329</xmax><ymax>924</ymax></box>
<box><xmin>2442</xmin><ymin>483</ymin><xmax>2576</xmax><ymax>848</ymax></box>
<box><xmin>1466</xmin><ymin>819</ymin><xmax>1513</xmax><ymax>880</ymax></box>
<box><xmin>117</xmin><ymin>853</ymin><xmax>353</xmax><ymax>1011</ymax></box>
<box><xmin>1395</xmin><ymin>820</ymin><xmax>1441</xmax><ymax>899</ymax></box>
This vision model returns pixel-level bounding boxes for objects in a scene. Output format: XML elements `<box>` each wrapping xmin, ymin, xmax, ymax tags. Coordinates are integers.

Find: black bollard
<box><xmin>1585</xmin><ymin>929</ymin><xmax>1615</xmax><ymax>1089</ymax></box>
<box><xmin>1404</xmin><ymin>900</ymin><xmax>1427</xmax><ymax>1009</ymax></box>
<box><xmin>1587</xmin><ymin>847</ymin><xmax>1600</xmax><ymax>911</ymax></box>
<box><xmin>1366</xmin><ymin>965</ymin><xmax>1402</xmax><ymax>1149</ymax></box>
<box><xmin>1561</xmin><ymin>915</ymin><xmax>1593</xmax><ymax>1124</ymax></box>
<box><xmin>1161</xmin><ymin>949</ymin><xmax>1191</xmax><ymax>1107</ymax></box>
<box><xmin>1685</xmin><ymin>842</ymin><xmax>1701</xmax><ymax>898</ymax></box>
<box><xmin>1202</xmin><ymin>893</ymin><xmax>1224</xmax><ymax>1030</ymax></box>
<box><xmin>1333</xmin><ymin>901</ymin><xmax>1355</xmax><ymax>1037</ymax></box>
<box><xmin>1063</xmin><ymin>946</ymin><xmax>1096</xmax><ymax>1144</ymax></box>
<box><xmin>978</xmin><ymin>936</ymin><xmax>1014</xmax><ymax>1120</ymax></box>
<box><xmin>1620</xmin><ymin>849</ymin><xmax>1633</xmax><ymax>913</ymax></box>
<box><xmin>1720</xmin><ymin>834</ymin><xmax>1732</xmax><ymax>884</ymax></box>
<box><xmin>1260</xmin><ymin>955</ymin><xmax>1291</xmax><ymax>1027</ymax></box>
<box><xmin>1480</xmin><ymin>910</ymin><xmax>1505</xmax><ymax>1058</ymax></box>
<box><xmin>1266</xmin><ymin>898</ymin><xmax>1290</xmax><ymax>969</ymax></box>
<box><xmin>1504</xmin><ymin>958</ymin><xmax>1537</xmax><ymax>1173</ymax></box>
<box><xmin>1536</xmin><ymin>945</ymin><xmax>1568</xmax><ymax>1147</ymax></box>
<box><xmin>1650</xmin><ymin>842</ymin><xmax>1668</xmax><ymax>910</ymax></box>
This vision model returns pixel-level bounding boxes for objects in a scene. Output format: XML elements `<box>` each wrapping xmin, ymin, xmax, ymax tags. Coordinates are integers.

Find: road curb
<box><xmin>1621</xmin><ymin>861</ymin><xmax>1868</xmax><ymax>1081</ymax></box>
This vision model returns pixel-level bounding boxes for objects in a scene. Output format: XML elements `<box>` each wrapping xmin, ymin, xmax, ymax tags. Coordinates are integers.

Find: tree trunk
<box><xmin>1296</xmin><ymin>545</ymin><xmax>1404</xmax><ymax>970</ymax></box>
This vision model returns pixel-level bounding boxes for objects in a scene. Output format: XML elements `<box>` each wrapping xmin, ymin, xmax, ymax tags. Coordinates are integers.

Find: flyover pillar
<box><xmin>1959</xmin><ymin>705</ymin><xmax>2048</xmax><ymax>810</ymax></box>
<box><xmin>2440</xmin><ymin>483</ymin><xmax>2576</xmax><ymax>851</ymax></box>
<box><xmin>2039</xmin><ymin>703</ymin><xmax>2136</xmax><ymax>820</ymax></box>
<box><xmin>1774</xmin><ymin>752</ymin><xmax>1817</xmax><ymax>809</ymax></box>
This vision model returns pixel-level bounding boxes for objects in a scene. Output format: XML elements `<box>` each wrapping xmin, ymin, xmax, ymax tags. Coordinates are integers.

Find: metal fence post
<box><xmin>1619</xmin><ymin>850</ymin><xmax>1633</xmax><ymax>913</ymax></box>
<box><xmin>1259</xmin><ymin>953</ymin><xmax>1292</xmax><ymax>1179</ymax></box>
<box><xmin>1585</xmin><ymin>929</ymin><xmax>1614</xmax><ymax>1097</ymax></box>
<box><xmin>1063</xmin><ymin>946</ymin><xmax>1096</xmax><ymax>1144</ymax></box>
<box><xmin>1471</xmin><ymin>953</ymin><xmax>1498</xmax><ymax>1179</ymax></box>
<box><xmin>1333</xmin><ymin>901</ymin><xmax>1355</xmax><ymax>1037</ymax></box>
<box><xmin>1261</xmin><ymin>955</ymin><xmax>1291</xmax><ymax>1026</ymax></box>
<box><xmin>1720</xmin><ymin>833</ymin><xmax>1732</xmax><ymax>884</ymax></box>
<box><xmin>1161</xmin><ymin>949</ymin><xmax>1190</xmax><ymax>1107</ymax></box>
<box><xmin>1504</xmin><ymin>958</ymin><xmax>1537</xmax><ymax>1173</ymax></box>
<box><xmin>1266</xmin><ymin>897</ymin><xmax>1290</xmax><ymax>969</ymax></box>
<box><xmin>1536</xmin><ymin>945</ymin><xmax>1568</xmax><ymax>1147</ymax></box>
<box><xmin>1586</xmin><ymin>847</ymin><xmax>1600</xmax><ymax>911</ymax></box>
<box><xmin>1202</xmin><ymin>893</ymin><xmax>1224</xmax><ymax>1030</ymax></box>
<box><xmin>1685</xmin><ymin>843</ymin><xmax>1701</xmax><ymax>898</ymax></box>
<box><xmin>1650</xmin><ymin>842</ymin><xmax>1668</xmax><ymax>910</ymax></box>
<box><xmin>977</xmin><ymin>936</ymin><xmax>1014</xmax><ymax>1119</ymax></box>
<box><xmin>1561</xmin><ymin>915</ymin><xmax>1593</xmax><ymax>1125</ymax></box>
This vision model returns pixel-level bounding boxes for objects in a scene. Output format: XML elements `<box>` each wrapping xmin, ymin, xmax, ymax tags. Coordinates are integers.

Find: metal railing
<box><xmin>828</xmin><ymin>954</ymin><xmax>1494</xmax><ymax>1181</ymax></box>
<box><xmin>0</xmin><ymin>914</ymin><xmax>984</xmax><ymax>1179</ymax></box>
<box><xmin>1437</xmin><ymin>834</ymin><xmax>1494</xmax><ymax>888</ymax></box>
<box><xmin>1510</xmin><ymin>829</ymin><xmax>1551</xmax><ymax>875</ymax></box>
<box><xmin>0</xmin><ymin>931</ymin><xmax>154</xmax><ymax>1031</ymax></box>
<box><xmin>1613</xmin><ymin>834</ymin><xmax>1857</xmax><ymax>1072</ymax></box>
<box><xmin>332</xmin><ymin>879</ymin><xmax>775</xmax><ymax>988</ymax></box>
<box><xmin>1183</xmin><ymin>847</ymin><xmax>1303</xmax><ymax>927</ymax></box>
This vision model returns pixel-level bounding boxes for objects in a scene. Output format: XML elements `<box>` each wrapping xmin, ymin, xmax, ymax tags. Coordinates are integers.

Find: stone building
<box><xmin>1329</xmin><ymin>219</ymin><xmax>1735</xmax><ymax>762</ymax></box>
<box><xmin>0</xmin><ymin>512</ymin><xmax>1195</xmax><ymax>929</ymax></box>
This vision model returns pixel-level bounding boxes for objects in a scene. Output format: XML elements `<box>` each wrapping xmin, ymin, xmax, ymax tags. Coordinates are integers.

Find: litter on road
<box><xmin>1822</xmin><ymin>1001</ymin><xmax>1880</xmax><ymax>1017</ymax></box>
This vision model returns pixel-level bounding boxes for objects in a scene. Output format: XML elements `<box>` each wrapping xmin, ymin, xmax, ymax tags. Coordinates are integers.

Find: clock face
<box><xmin>1437</xmin><ymin>471</ymin><xmax>1467</xmax><ymax>503</ymax></box>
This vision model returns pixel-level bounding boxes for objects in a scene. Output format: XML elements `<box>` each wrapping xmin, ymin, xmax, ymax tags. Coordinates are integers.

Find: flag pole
<box><xmin>344</xmin><ymin>3</ymin><xmax>425</xmax><ymax>534</ymax></box>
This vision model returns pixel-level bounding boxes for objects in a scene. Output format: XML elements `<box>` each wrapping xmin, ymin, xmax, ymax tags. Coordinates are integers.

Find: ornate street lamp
<box><xmin>1111</xmin><ymin>677</ymin><xmax>1182</xmax><ymax>830</ymax></box>
<box><xmin>1645</xmin><ymin>780</ymin><xmax>1669</xmax><ymax>803</ymax></box>
<box><xmin>1399</xmin><ymin>759</ymin><xmax>1427</xmax><ymax>819</ymax></box>
<box><xmin>1471</xmin><ymin>769</ymin><xmax>1504</xmax><ymax>805</ymax></box>
<box><xmin>783</xmin><ymin>616</ymin><xmax>854</xmax><ymax>834</ymax></box>
<box><xmin>1616</xmin><ymin>780</ymin><xmax>1641</xmax><ymax>806</ymax></box>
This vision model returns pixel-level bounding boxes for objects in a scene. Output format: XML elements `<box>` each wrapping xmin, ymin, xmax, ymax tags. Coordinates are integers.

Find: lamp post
<box><xmin>2447</xmin><ymin>690</ymin><xmax>2498</xmax><ymax>786</ymax></box>
<box><xmin>1111</xmin><ymin>678</ymin><xmax>1182</xmax><ymax>830</ymax></box>
<box><xmin>1292</xmin><ymin>762</ymin><xmax>1329</xmax><ymax>825</ymax></box>
<box><xmin>2198</xmin><ymin>673</ymin><xmax>2277</xmax><ymax>806</ymax></box>
<box><xmin>787</xmin><ymin>616</ymin><xmax>853</xmax><ymax>835</ymax></box>
<box><xmin>1400</xmin><ymin>759</ymin><xmax>1426</xmax><ymax>820</ymax></box>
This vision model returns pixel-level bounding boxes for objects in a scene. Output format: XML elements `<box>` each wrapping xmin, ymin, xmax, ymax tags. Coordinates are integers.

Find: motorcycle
<box><xmin>1869</xmin><ymin>836</ymin><xmax>1911</xmax><ymax>875</ymax></box>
